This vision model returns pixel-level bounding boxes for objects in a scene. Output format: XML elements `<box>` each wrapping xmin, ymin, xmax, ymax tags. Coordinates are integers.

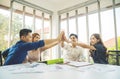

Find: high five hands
<box><xmin>57</xmin><ymin>31</ymin><xmax>69</xmax><ymax>43</ymax></box>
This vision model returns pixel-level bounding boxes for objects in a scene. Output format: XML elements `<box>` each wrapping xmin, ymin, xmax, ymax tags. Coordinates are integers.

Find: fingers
<box><xmin>61</xmin><ymin>34</ymin><xmax>66</xmax><ymax>41</ymax></box>
<box><xmin>57</xmin><ymin>31</ymin><xmax>65</xmax><ymax>42</ymax></box>
<box><xmin>90</xmin><ymin>46</ymin><xmax>96</xmax><ymax>50</ymax></box>
<box><xmin>60</xmin><ymin>31</ymin><xmax>65</xmax><ymax>41</ymax></box>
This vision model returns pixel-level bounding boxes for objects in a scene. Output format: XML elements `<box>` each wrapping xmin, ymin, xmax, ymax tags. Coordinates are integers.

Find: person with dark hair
<box><xmin>4</xmin><ymin>29</ymin><xmax>64</xmax><ymax>65</ymax></box>
<box><xmin>89</xmin><ymin>33</ymin><xmax>108</xmax><ymax>64</ymax></box>
<box><xmin>27</xmin><ymin>33</ymin><xmax>60</xmax><ymax>62</ymax></box>
<box><xmin>61</xmin><ymin>33</ymin><xmax>95</xmax><ymax>62</ymax></box>
<box><xmin>69</xmin><ymin>33</ymin><xmax>78</xmax><ymax>39</ymax></box>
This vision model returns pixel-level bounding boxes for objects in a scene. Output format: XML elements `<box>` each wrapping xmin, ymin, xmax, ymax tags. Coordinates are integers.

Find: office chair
<box><xmin>0</xmin><ymin>51</ymin><xmax>3</xmax><ymax>66</ymax></box>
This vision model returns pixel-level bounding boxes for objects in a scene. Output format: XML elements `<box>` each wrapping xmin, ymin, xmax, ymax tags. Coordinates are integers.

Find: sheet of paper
<box><xmin>67</xmin><ymin>61</ymin><xmax>93</xmax><ymax>67</ymax></box>
<box><xmin>77</xmin><ymin>64</ymin><xmax>118</xmax><ymax>72</ymax></box>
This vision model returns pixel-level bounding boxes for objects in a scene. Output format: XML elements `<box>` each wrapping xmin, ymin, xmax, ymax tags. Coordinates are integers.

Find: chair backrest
<box><xmin>0</xmin><ymin>51</ymin><xmax>3</xmax><ymax>66</ymax></box>
<box><xmin>2</xmin><ymin>48</ymin><xmax>9</xmax><ymax>60</ymax></box>
<box><xmin>107</xmin><ymin>50</ymin><xmax>120</xmax><ymax>65</ymax></box>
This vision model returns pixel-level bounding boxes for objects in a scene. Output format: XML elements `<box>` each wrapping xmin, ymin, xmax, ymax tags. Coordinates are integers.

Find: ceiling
<box><xmin>24</xmin><ymin>0</ymin><xmax>89</xmax><ymax>11</ymax></box>
<box><xmin>0</xmin><ymin>0</ymin><xmax>89</xmax><ymax>11</ymax></box>
<box><xmin>0</xmin><ymin>0</ymin><xmax>120</xmax><ymax>13</ymax></box>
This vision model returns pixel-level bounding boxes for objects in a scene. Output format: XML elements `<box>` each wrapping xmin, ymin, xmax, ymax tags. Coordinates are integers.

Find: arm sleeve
<box><xmin>94</xmin><ymin>44</ymin><xmax>106</xmax><ymax>56</ymax></box>
<box><xmin>20</xmin><ymin>40</ymin><xmax>45</xmax><ymax>51</ymax></box>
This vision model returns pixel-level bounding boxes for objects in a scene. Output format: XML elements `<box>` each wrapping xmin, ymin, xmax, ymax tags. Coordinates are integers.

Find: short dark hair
<box><xmin>19</xmin><ymin>29</ymin><xmax>32</xmax><ymax>38</ymax></box>
<box><xmin>69</xmin><ymin>33</ymin><xmax>78</xmax><ymax>39</ymax></box>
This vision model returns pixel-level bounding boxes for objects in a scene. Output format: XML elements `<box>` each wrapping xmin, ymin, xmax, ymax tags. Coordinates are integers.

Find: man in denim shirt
<box><xmin>4</xmin><ymin>29</ymin><xmax>63</xmax><ymax>65</ymax></box>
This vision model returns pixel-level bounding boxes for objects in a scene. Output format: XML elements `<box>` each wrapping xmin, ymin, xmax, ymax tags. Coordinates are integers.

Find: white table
<box><xmin>0</xmin><ymin>62</ymin><xmax>120</xmax><ymax>79</ymax></box>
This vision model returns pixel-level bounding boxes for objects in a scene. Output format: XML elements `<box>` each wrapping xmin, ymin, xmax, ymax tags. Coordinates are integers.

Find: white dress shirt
<box><xmin>62</xmin><ymin>43</ymin><xmax>85</xmax><ymax>62</ymax></box>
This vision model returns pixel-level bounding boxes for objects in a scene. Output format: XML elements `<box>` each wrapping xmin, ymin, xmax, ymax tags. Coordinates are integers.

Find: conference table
<box><xmin>0</xmin><ymin>61</ymin><xmax>120</xmax><ymax>79</ymax></box>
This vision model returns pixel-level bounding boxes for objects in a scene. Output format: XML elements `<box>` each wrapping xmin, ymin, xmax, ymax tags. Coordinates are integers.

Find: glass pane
<box><xmin>11</xmin><ymin>12</ymin><xmax>22</xmax><ymax>45</ymax></box>
<box><xmin>101</xmin><ymin>9</ymin><xmax>117</xmax><ymax>65</ymax></box>
<box><xmin>43</xmin><ymin>18</ymin><xmax>51</xmax><ymax>60</ymax></box>
<box><xmin>35</xmin><ymin>18</ymin><xmax>42</xmax><ymax>34</ymax></box>
<box><xmin>44</xmin><ymin>20</ymin><xmax>50</xmax><ymax>39</ymax></box>
<box><xmin>61</xmin><ymin>20</ymin><xmax>67</xmax><ymax>35</ymax></box>
<box><xmin>9</xmin><ymin>2</ymin><xmax>23</xmax><ymax>46</ymax></box>
<box><xmin>88</xmin><ymin>13</ymin><xmax>99</xmax><ymax>38</ymax></box>
<box><xmin>0</xmin><ymin>9</ymin><xmax>9</xmax><ymax>50</ymax></box>
<box><xmin>69</xmin><ymin>18</ymin><xmax>76</xmax><ymax>34</ymax></box>
<box><xmin>78</xmin><ymin>16</ymin><xmax>87</xmax><ymax>43</ymax></box>
<box><xmin>116</xmin><ymin>7</ymin><xmax>120</xmax><ymax>50</ymax></box>
<box><xmin>25</xmin><ymin>7</ymin><xmax>33</xmax><ymax>30</ymax></box>
<box><xmin>101</xmin><ymin>9</ymin><xmax>115</xmax><ymax>50</ymax></box>
<box><xmin>25</xmin><ymin>15</ymin><xmax>33</xmax><ymax>30</ymax></box>
<box><xmin>78</xmin><ymin>16</ymin><xmax>88</xmax><ymax>62</ymax></box>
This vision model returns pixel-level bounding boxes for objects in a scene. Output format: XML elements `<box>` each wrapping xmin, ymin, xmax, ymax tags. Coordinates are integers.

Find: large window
<box><xmin>59</xmin><ymin>0</ymin><xmax>120</xmax><ymax>64</ymax></box>
<box><xmin>69</xmin><ymin>18</ymin><xmax>76</xmax><ymax>34</ymax></box>
<box><xmin>88</xmin><ymin>13</ymin><xmax>99</xmax><ymax>38</ymax></box>
<box><xmin>101</xmin><ymin>9</ymin><xmax>115</xmax><ymax>49</ymax></box>
<box><xmin>61</xmin><ymin>20</ymin><xmax>67</xmax><ymax>34</ymax></box>
<box><xmin>25</xmin><ymin>15</ymin><xmax>33</xmax><ymax>29</ymax></box>
<box><xmin>35</xmin><ymin>18</ymin><xmax>42</xmax><ymax>34</ymax></box>
<box><xmin>116</xmin><ymin>7</ymin><xmax>120</xmax><ymax>50</ymax></box>
<box><xmin>60</xmin><ymin>13</ymin><xmax>68</xmax><ymax>36</ymax></box>
<box><xmin>0</xmin><ymin>2</ymin><xmax>52</xmax><ymax>57</ymax></box>
<box><xmin>44</xmin><ymin>13</ymin><xmax>50</xmax><ymax>39</ymax></box>
<box><xmin>11</xmin><ymin>12</ymin><xmax>22</xmax><ymax>45</ymax></box>
<box><xmin>0</xmin><ymin>9</ymin><xmax>9</xmax><ymax>50</ymax></box>
<box><xmin>78</xmin><ymin>16</ymin><xmax>87</xmax><ymax>43</ymax></box>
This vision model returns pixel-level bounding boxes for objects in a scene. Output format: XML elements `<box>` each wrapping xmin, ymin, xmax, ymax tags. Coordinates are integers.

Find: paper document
<box><xmin>77</xmin><ymin>64</ymin><xmax>117</xmax><ymax>72</ymax></box>
<box><xmin>67</xmin><ymin>61</ymin><xmax>93</xmax><ymax>67</ymax></box>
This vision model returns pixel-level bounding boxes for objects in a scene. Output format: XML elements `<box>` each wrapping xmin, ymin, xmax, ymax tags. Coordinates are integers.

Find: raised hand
<box><xmin>57</xmin><ymin>31</ymin><xmax>65</xmax><ymax>42</ymax></box>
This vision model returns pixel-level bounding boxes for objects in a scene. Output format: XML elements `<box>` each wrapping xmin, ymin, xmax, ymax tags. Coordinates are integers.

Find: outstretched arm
<box><xmin>41</xmin><ymin>31</ymin><xmax>65</xmax><ymax>51</ymax></box>
<box><xmin>74</xmin><ymin>42</ymin><xmax>96</xmax><ymax>50</ymax></box>
<box><xmin>41</xmin><ymin>40</ymin><xmax>59</xmax><ymax>51</ymax></box>
<box><xmin>43</xmin><ymin>31</ymin><xmax>64</xmax><ymax>45</ymax></box>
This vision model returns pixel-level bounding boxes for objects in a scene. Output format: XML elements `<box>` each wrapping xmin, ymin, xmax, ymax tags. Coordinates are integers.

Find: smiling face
<box><xmin>90</xmin><ymin>33</ymin><xmax>102</xmax><ymax>46</ymax></box>
<box><xmin>70</xmin><ymin>35</ymin><xmax>78</xmax><ymax>42</ymax></box>
<box><xmin>90</xmin><ymin>35</ymin><xmax>99</xmax><ymax>45</ymax></box>
<box><xmin>90</xmin><ymin>33</ymin><xmax>107</xmax><ymax>50</ymax></box>
<box><xmin>33</xmin><ymin>35</ymin><xmax>40</xmax><ymax>42</ymax></box>
<box><xmin>32</xmin><ymin>33</ymin><xmax>40</xmax><ymax>42</ymax></box>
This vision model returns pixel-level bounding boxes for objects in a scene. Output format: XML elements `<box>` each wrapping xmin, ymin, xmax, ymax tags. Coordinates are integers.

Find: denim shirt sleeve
<box><xmin>19</xmin><ymin>40</ymin><xmax>45</xmax><ymax>51</ymax></box>
<box><xmin>94</xmin><ymin>44</ymin><xmax>105</xmax><ymax>53</ymax></box>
